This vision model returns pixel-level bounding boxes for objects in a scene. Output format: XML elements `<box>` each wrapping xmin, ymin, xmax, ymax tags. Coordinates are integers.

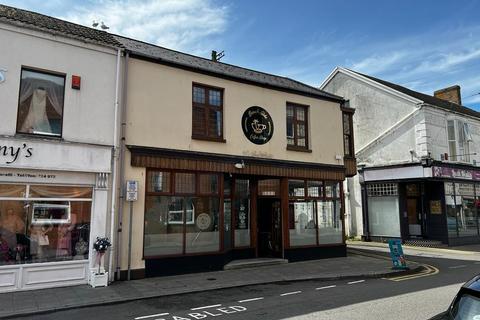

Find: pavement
<box><xmin>0</xmin><ymin>251</ymin><xmax>422</xmax><ymax>319</ymax></box>
<box><xmin>347</xmin><ymin>240</ymin><xmax>480</xmax><ymax>261</ymax></box>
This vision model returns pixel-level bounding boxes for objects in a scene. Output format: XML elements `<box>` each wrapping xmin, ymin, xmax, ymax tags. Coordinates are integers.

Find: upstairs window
<box><xmin>447</xmin><ymin>120</ymin><xmax>472</xmax><ymax>162</ymax></box>
<box><xmin>192</xmin><ymin>83</ymin><xmax>224</xmax><ymax>141</ymax></box>
<box><xmin>447</xmin><ymin>120</ymin><xmax>457</xmax><ymax>160</ymax></box>
<box><xmin>17</xmin><ymin>68</ymin><xmax>65</xmax><ymax>137</ymax></box>
<box><xmin>343</xmin><ymin>112</ymin><xmax>354</xmax><ymax>157</ymax></box>
<box><xmin>286</xmin><ymin>103</ymin><xmax>309</xmax><ymax>150</ymax></box>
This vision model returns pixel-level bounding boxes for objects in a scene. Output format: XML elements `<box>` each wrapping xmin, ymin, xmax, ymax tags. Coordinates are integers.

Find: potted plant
<box><xmin>89</xmin><ymin>237</ymin><xmax>111</xmax><ymax>288</ymax></box>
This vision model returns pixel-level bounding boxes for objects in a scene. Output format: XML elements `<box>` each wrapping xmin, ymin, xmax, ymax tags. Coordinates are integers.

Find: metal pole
<box><xmin>127</xmin><ymin>201</ymin><xmax>133</xmax><ymax>281</ymax></box>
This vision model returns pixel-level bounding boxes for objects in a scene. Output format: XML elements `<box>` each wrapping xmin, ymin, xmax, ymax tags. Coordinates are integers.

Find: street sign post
<box><xmin>388</xmin><ymin>239</ymin><xmax>408</xmax><ymax>270</ymax></box>
<box><xmin>125</xmin><ymin>180</ymin><xmax>138</xmax><ymax>280</ymax></box>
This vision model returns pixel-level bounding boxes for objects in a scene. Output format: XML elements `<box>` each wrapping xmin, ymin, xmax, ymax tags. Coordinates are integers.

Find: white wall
<box><xmin>324</xmin><ymin>72</ymin><xmax>419</xmax><ymax>153</ymax></box>
<box><xmin>0</xmin><ymin>23</ymin><xmax>117</xmax><ymax>146</ymax></box>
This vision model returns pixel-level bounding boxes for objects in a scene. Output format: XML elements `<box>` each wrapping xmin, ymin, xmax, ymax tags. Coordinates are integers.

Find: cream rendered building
<box><xmin>113</xmin><ymin>37</ymin><xmax>356</xmax><ymax>278</ymax></box>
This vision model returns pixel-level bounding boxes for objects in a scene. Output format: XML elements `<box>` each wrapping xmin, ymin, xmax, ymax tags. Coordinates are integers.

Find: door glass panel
<box><xmin>234</xmin><ymin>179</ymin><xmax>250</xmax><ymax>247</ymax></box>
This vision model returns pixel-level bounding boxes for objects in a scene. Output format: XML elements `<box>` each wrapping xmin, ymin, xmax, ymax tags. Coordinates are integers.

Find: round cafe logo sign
<box><xmin>241</xmin><ymin>106</ymin><xmax>274</xmax><ymax>145</ymax></box>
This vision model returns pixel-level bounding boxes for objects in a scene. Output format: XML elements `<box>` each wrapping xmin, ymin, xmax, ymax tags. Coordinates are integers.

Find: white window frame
<box><xmin>446</xmin><ymin>119</ymin><xmax>471</xmax><ymax>163</ymax></box>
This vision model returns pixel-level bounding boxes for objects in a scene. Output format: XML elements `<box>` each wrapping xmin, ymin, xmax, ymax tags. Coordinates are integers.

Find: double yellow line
<box><xmin>384</xmin><ymin>264</ymin><xmax>439</xmax><ymax>282</ymax></box>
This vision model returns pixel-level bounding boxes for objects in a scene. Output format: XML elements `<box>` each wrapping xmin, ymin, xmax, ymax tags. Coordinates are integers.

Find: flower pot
<box><xmin>89</xmin><ymin>271</ymin><xmax>109</xmax><ymax>288</ymax></box>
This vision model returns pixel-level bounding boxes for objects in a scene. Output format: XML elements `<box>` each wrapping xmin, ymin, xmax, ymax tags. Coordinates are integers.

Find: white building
<box><xmin>321</xmin><ymin>67</ymin><xmax>480</xmax><ymax>246</ymax></box>
<box><xmin>0</xmin><ymin>5</ymin><xmax>121</xmax><ymax>291</ymax></box>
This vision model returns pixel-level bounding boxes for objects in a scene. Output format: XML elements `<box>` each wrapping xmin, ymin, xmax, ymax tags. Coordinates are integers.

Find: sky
<box><xmin>4</xmin><ymin>0</ymin><xmax>480</xmax><ymax>109</ymax></box>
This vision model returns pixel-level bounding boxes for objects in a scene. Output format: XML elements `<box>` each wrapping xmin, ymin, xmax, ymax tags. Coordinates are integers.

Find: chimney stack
<box><xmin>211</xmin><ymin>50</ymin><xmax>217</xmax><ymax>62</ymax></box>
<box><xmin>434</xmin><ymin>85</ymin><xmax>462</xmax><ymax>105</ymax></box>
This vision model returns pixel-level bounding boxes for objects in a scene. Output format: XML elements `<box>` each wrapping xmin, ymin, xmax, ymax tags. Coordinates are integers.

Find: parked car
<box><xmin>430</xmin><ymin>275</ymin><xmax>480</xmax><ymax>319</ymax></box>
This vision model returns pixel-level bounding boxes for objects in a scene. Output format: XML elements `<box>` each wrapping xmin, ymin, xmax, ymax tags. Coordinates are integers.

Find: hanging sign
<box><xmin>388</xmin><ymin>239</ymin><xmax>408</xmax><ymax>270</ymax></box>
<box><xmin>241</xmin><ymin>106</ymin><xmax>274</xmax><ymax>145</ymax></box>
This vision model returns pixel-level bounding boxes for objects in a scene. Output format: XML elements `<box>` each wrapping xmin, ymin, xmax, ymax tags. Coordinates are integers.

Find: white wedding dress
<box><xmin>20</xmin><ymin>88</ymin><xmax>52</xmax><ymax>134</ymax></box>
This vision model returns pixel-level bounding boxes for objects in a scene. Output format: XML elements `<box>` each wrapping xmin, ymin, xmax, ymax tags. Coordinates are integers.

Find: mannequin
<box><xmin>20</xmin><ymin>88</ymin><xmax>52</xmax><ymax>134</ymax></box>
<box><xmin>56</xmin><ymin>213</ymin><xmax>76</xmax><ymax>259</ymax></box>
<box><xmin>29</xmin><ymin>223</ymin><xmax>52</xmax><ymax>262</ymax></box>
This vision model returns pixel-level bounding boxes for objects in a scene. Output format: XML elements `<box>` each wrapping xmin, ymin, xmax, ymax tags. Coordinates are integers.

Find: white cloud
<box><xmin>350</xmin><ymin>51</ymin><xmax>407</xmax><ymax>75</ymax></box>
<box><xmin>60</xmin><ymin>0</ymin><xmax>229</xmax><ymax>53</ymax></box>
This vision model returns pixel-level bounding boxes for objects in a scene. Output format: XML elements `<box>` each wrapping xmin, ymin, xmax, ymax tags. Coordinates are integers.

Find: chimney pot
<box><xmin>211</xmin><ymin>50</ymin><xmax>217</xmax><ymax>62</ymax></box>
<box><xmin>434</xmin><ymin>85</ymin><xmax>462</xmax><ymax>105</ymax></box>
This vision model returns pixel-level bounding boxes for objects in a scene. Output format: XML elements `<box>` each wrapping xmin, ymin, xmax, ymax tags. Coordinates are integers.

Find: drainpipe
<box><xmin>108</xmin><ymin>48</ymin><xmax>122</xmax><ymax>282</ymax></box>
<box><xmin>115</xmin><ymin>51</ymin><xmax>129</xmax><ymax>280</ymax></box>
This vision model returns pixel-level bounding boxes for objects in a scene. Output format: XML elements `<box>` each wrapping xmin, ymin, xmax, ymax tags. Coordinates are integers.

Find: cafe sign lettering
<box><xmin>241</xmin><ymin>106</ymin><xmax>274</xmax><ymax>145</ymax></box>
<box><xmin>0</xmin><ymin>143</ymin><xmax>33</xmax><ymax>164</ymax></box>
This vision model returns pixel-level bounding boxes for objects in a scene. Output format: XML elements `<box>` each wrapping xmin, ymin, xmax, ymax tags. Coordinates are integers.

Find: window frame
<box><xmin>16</xmin><ymin>67</ymin><xmax>66</xmax><ymax>138</ymax></box>
<box><xmin>446</xmin><ymin>119</ymin><xmax>471</xmax><ymax>163</ymax></box>
<box><xmin>144</xmin><ymin>169</ymin><xmax>223</xmax><ymax>258</ymax></box>
<box><xmin>342</xmin><ymin>111</ymin><xmax>354</xmax><ymax>158</ymax></box>
<box><xmin>191</xmin><ymin>82</ymin><xmax>225</xmax><ymax>142</ymax></box>
<box><xmin>286</xmin><ymin>102</ymin><xmax>310</xmax><ymax>151</ymax></box>
<box><xmin>287</xmin><ymin>179</ymin><xmax>343</xmax><ymax>248</ymax></box>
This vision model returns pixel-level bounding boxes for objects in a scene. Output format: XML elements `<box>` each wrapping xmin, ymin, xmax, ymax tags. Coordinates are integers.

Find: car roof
<box><xmin>463</xmin><ymin>275</ymin><xmax>480</xmax><ymax>292</ymax></box>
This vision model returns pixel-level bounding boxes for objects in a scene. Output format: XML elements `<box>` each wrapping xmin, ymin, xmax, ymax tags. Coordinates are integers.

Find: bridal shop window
<box><xmin>0</xmin><ymin>184</ymin><xmax>92</xmax><ymax>265</ymax></box>
<box><xmin>16</xmin><ymin>68</ymin><xmax>65</xmax><ymax>137</ymax></box>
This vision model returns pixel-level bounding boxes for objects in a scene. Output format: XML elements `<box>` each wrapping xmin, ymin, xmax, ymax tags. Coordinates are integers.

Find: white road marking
<box><xmin>190</xmin><ymin>304</ymin><xmax>222</xmax><ymax>311</ymax></box>
<box><xmin>449</xmin><ymin>265</ymin><xmax>467</xmax><ymax>269</ymax></box>
<box><xmin>280</xmin><ymin>291</ymin><xmax>302</xmax><ymax>296</ymax></box>
<box><xmin>348</xmin><ymin>280</ymin><xmax>365</xmax><ymax>285</ymax></box>
<box><xmin>315</xmin><ymin>285</ymin><xmax>337</xmax><ymax>290</ymax></box>
<box><xmin>238</xmin><ymin>297</ymin><xmax>264</xmax><ymax>303</ymax></box>
<box><xmin>134</xmin><ymin>313</ymin><xmax>169</xmax><ymax>320</ymax></box>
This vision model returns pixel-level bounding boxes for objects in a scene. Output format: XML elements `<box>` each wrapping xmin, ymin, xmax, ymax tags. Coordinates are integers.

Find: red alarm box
<box><xmin>72</xmin><ymin>75</ymin><xmax>81</xmax><ymax>90</ymax></box>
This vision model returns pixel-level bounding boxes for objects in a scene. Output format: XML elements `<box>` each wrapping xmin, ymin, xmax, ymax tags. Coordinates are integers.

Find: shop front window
<box><xmin>289</xmin><ymin>200</ymin><xmax>316</xmax><ymax>246</ymax></box>
<box><xmin>185</xmin><ymin>197</ymin><xmax>220</xmax><ymax>253</ymax></box>
<box><xmin>0</xmin><ymin>184</ymin><xmax>92</xmax><ymax>266</ymax></box>
<box><xmin>367</xmin><ymin>183</ymin><xmax>401</xmax><ymax>237</ymax></box>
<box><xmin>288</xmin><ymin>179</ymin><xmax>343</xmax><ymax>247</ymax></box>
<box><xmin>445</xmin><ymin>182</ymin><xmax>479</xmax><ymax>239</ymax></box>
<box><xmin>457</xmin><ymin>183</ymin><xmax>477</xmax><ymax>237</ymax></box>
<box><xmin>144</xmin><ymin>171</ymin><xmax>221</xmax><ymax>257</ymax></box>
<box><xmin>318</xmin><ymin>200</ymin><xmax>343</xmax><ymax>244</ymax></box>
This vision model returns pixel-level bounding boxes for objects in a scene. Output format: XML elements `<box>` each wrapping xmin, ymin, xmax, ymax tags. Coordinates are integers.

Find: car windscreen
<box><xmin>452</xmin><ymin>293</ymin><xmax>480</xmax><ymax>320</ymax></box>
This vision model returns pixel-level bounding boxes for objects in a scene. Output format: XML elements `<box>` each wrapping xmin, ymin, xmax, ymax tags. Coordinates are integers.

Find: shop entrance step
<box><xmin>224</xmin><ymin>258</ymin><xmax>288</xmax><ymax>270</ymax></box>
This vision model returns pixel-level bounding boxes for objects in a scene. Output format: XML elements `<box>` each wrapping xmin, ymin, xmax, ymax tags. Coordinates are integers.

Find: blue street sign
<box><xmin>388</xmin><ymin>239</ymin><xmax>408</xmax><ymax>270</ymax></box>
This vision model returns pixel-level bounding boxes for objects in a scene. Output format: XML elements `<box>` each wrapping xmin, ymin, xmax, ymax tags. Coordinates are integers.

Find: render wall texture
<box><xmin>125</xmin><ymin>59</ymin><xmax>345</xmax><ymax>165</ymax></box>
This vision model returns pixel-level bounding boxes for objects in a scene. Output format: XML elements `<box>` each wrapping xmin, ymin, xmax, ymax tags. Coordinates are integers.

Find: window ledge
<box><xmin>192</xmin><ymin>135</ymin><xmax>226</xmax><ymax>143</ymax></box>
<box><xmin>287</xmin><ymin>145</ymin><xmax>312</xmax><ymax>153</ymax></box>
<box><xmin>15</xmin><ymin>132</ymin><xmax>63</xmax><ymax>141</ymax></box>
